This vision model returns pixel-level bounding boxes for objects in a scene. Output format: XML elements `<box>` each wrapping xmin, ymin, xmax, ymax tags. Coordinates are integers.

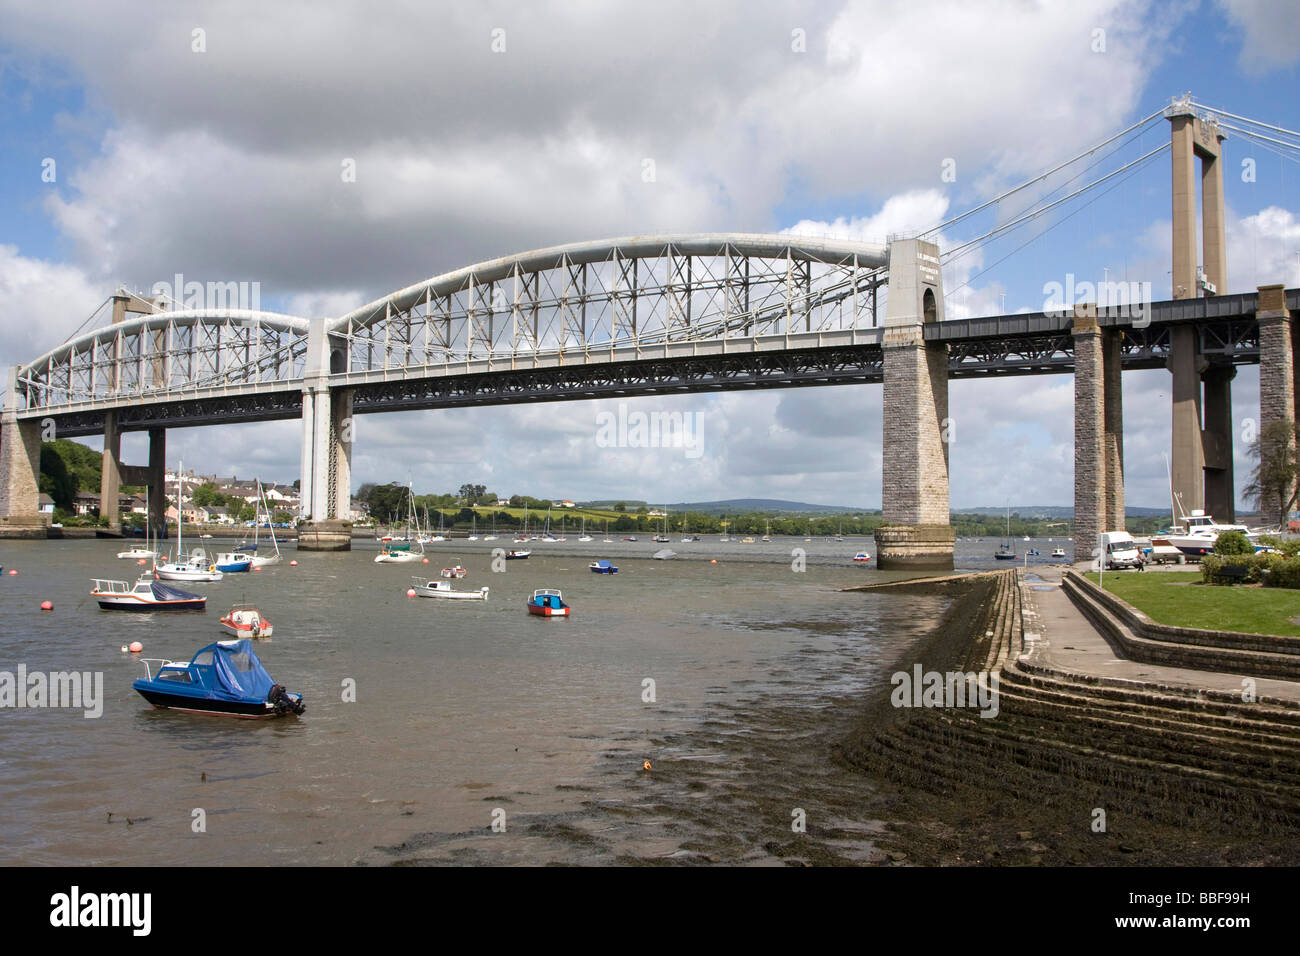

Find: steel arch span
<box><xmin>326</xmin><ymin>234</ymin><xmax>890</xmax><ymax>375</ymax></box>
<box><xmin>15</xmin><ymin>309</ymin><xmax>312</xmax><ymax>417</ymax></box>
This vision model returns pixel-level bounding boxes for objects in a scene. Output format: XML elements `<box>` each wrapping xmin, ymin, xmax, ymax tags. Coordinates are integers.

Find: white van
<box><xmin>1099</xmin><ymin>531</ymin><xmax>1144</xmax><ymax>570</ymax></box>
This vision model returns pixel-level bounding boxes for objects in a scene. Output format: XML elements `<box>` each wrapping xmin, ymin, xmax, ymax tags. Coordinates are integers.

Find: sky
<box><xmin>2</xmin><ymin>0</ymin><xmax>1299</xmax><ymax>510</ymax></box>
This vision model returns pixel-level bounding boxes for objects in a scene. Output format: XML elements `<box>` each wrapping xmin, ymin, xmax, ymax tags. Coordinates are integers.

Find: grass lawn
<box><xmin>1084</xmin><ymin>571</ymin><xmax>1300</xmax><ymax>637</ymax></box>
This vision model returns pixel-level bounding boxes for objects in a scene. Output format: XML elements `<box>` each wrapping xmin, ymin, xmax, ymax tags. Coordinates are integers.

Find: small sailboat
<box><xmin>118</xmin><ymin>487</ymin><xmax>157</xmax><ymax>559</ymax></box>
<box><xmin>377</xmin><ymin>484</ymin><xmax>427</xmax><ymax>563</ymax></box>
<box><xmin>526</xmin><ymin>588</ymin><xmax>570</xmax><ymax>616</ymax></box>
<box><xmin>578</xmin><ymin>516</ymin><xmax>593</xmax><ymax>543</ymax></box>
<box><xmin>467</xmin><ymin>513</ymin><xmax>479</xmax><ymax>541</ymax></box>
<box><xmin>155</xmin><ymin>463</ymin><xmax>223</xmax><ymax>581</ymax></box>
<box><xmin>761</xmin><ymin>519</ymin><xmax>771</xmax><ymax>543</ymax></box>
<box><xmin>994</xmin><ymin>505</ymin><xmax>1016</xmax><ymax>560</ymax></box>
<box><xmin>239</xmin><ymin>480</ymin><xmax>282</xmax><ymax>568</ymax></box>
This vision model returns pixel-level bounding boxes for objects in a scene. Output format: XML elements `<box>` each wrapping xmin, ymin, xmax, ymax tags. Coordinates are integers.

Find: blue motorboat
<box><xmin>132</xmin><ymin>639</ymin><xmax>305</xmax><ymax>718</ymax></box>
<box><xmin>589</xmin><ymin>560</ymin><xmax>618</xmax><ymax>574</ymax></box>
<box><xmin>214</xmin><ymin>551</ymin><xmax>252</xmax><ymax>573</ymax></box>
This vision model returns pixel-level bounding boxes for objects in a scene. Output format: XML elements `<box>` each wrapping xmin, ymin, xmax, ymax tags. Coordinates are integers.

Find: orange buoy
<box><xmin>253</xmin><ymin>567</ymin><xmax>262</xmax><ymax>572</ymax></box>
<box><xmin>710</xmin><ymin>559</ymin><xmax>717</xmax><ymax>564</ymax></box>
<box><xmin>129</xmin><ymin>641</ymin><xmax>143</xmax><ymax>653</ymax></box>
<box><xmin>406</xmin><ymin>588</ymin><xmax>417</xmax><ymax>598</ymax></box>
<box><xmin>40</xmin><ymin>600</ymin><xmax>53</xmax><ymax>611</ymax></box>
<box><xmin>7</xmin><ymin>569</ymin><xmax>16</xmax><ymax>575</ymax></box>
<box><xmin>422</xmin><ymin>557</ymin><xmax>429</xmax><ymax>564</ymax></box>
<box><xmin>137</xmin><ymin>558</ymin><xmax>147</xmax><ymax>565</ymax></box>
<box><xmin>642</xmin><ymin>760</ymin><xmax>652</xmax><ymax>771</ymax></box>
<box><xmin>289</xmin><ymin>560</ymin><xmax>298</xmax><ymax>566</ymax></box>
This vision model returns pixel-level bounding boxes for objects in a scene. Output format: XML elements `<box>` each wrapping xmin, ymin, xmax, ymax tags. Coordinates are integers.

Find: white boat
<box><xmin>154</xmin><ymin>460</ymin><xmax>225</xmax><ymax>581</ymax></box>
<box><xmin>91</xmin><ymin>576</ymin><xmax>206</xmax><ymax>611</ymax></box>
<box><xmin>412</xmin><ymin>579</ymin><xmax>489</xmax><ymax>600</ymax></box>
<box><xmin>240</xmin><ymin>480</ymin><xmax>282</xmax><ymax>568</ymax></box>
<box><xmin>578</xmin><ymin>516</ymin><xmax>593</xmax><ymax>542</ymax></box>
<box><xmin>1050</xmin><ymin>547</ymin><xmax>1067</xmax><ymax>560</ymax></box>
<box><xmin>117</xmin><ymin>488</ymin><xmax>157</xmax><ymax>559</ymax></box>
<box><xmin>1161</xmin><ymin>510</ymin><xmax>1252</xmax><ymax>558</ymax></box>
<box><xmin>219</xmin><ymin>605</ymin><xmax>273</xmax><ymax>638</ymax></box>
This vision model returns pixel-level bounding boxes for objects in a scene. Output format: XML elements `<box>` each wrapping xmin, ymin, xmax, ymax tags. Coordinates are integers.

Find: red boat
<box><xmin>526</xmin><ymin>588</ymin><xmax>570</xmax><ymax>617</ymax></box>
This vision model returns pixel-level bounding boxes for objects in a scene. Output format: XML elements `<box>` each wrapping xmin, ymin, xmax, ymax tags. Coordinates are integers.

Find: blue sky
<box><xmin>2</xmin><ymin>0</ymin><xmax>1298</xmax><ymax>510</ymax></box>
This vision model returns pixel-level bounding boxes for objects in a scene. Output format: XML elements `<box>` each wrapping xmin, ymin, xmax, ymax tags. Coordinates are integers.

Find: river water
<box><xmin>0</xmin><ymin>534</ymin><xmax>1060</xmax><ymax>865</ymax></box>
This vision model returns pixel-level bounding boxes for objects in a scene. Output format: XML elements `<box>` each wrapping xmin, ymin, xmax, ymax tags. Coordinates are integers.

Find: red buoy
<box><xmin>129</xmin><ymin>641</ymin><xmax>143</xmax><ymax>653</ymax></box>
<box><xmin>40</xmin><ymin>600</ymin><xmax>53</xmax><ymax>611</ymax></box>
<box><xmin>406</xmin><ymin>588</ymin><xmax>417</xmax><ymax>598</ymax></box>
<box><xmin>290</xmin><ymin>560</ymin><xmax>298</xmax><ymax>566</ymax></box>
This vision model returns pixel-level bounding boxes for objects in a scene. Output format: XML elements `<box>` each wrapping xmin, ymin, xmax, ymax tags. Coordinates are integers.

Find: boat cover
<box><xmin>593</xmin><ymin>560</ymin><xmax>614</xmax><ymax>569</ymax></box>
<box><xmin>195</xmin><ymin>639</ymin><xmax>277</xmax><ymax>702</ymax></box>
<box><xmin>150</xmin><ymin>581</ymin><xmax>204</xmax><ymax>602</ymax></box>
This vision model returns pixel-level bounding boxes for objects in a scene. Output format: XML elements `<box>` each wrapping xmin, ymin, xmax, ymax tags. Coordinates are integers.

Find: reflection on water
<box><xmin>0</xmin><ymin>535</ymin><xmax>978</xmax><ymax>864</ymax></box>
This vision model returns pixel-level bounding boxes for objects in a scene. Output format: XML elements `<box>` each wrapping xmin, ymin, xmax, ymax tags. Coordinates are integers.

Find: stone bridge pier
<box><xmin>874</xmin><ymin>238</ymin><xmax>955</xmax><ymax>570</ymax></box>
<box><xmin>0</xmin><ymin>368</ymin><xmax>45</xmax><ymax>537</ymax></box>
<box><xmin>297</xmin><ymin>317</ymin><xmax>353</xmax><ymax>551</ymax></box>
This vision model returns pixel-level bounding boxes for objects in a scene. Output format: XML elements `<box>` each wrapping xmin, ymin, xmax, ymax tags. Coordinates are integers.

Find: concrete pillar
<box><xmin>1169</xmin><ymin>325</ymin><xmax>1205</xmax><ymax>520</ymax></box>
<box><xmin>332</xmin><ymin>388</ymin><xmax>353</xmax><ymax>521</ymax></box>
<box><xmin>1073</xmin><ymin>309</ymin><xmax>1106</xmax><ymax>562</ymax></box>
<box><xmin>1168</xmin><ymin>102</ymin><xmax>1227</xmax><ymax>299</ymax></box>
<box><xmin>0</xmin><ymin>377</ymin><xmax>45</xmax><ymax>536</ymax></box>
<box><xmin>1202</xmin><ymin>364</ymin><xmax>1235</xmax><ymax>521</ymax></box>
<box><xmin>1169</xmin><ymin>113</ymin><xmax>1199</xmax><ymax>300</ymax></box>
<box><xmin>874</xmin><ymin>238</ymin><xmax>954</xmax><ymax>570</ymax></box>
<box><xmin>299</xmin><ymin>388</ymin><xmax>315</xmax><ymax>520</ymax></box>
<box><xmin>1256</xmin><ymin>284</ymin><xmax>1295</xmax><ymax>527</ymax></box>
<box><xmin>1102</xmin><ymin>328</ymin><xmax>1125</xmax><ymax>532</ymax></box>
<box><xmin>100</xmin><ymin>410</ymin><xmax>123</xmax><ymax>533</ymax></box>
<box><xmin>148</xmin><ymin>428</ymin><xmax>167</xmax><ymax>541</ymax></box>
<box><xmin>311</xmin><ymin>386</ymin><xmax>331</xmax><ymax>522</ymax></box>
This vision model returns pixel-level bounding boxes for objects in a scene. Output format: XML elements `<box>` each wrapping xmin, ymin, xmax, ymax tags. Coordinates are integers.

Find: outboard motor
<box><xmin>267</xmin><ymin>684</ymin><xmax>306</xmax><ymax>716</ymax></box>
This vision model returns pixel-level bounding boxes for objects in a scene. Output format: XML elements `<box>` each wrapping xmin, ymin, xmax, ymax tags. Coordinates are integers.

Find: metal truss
<box><xmin>348</xmin><ymin>345</ymin><xmax>887</xmax><ymax>413</ymax></box>
<box><xmin>16</xmin><ymin>310</ymin><xmax>310</xmax><ymax>414</ymax></box>
<box><xmin>328</xmin><ymin>235</ymin><xmax>887</xmax><ymax>373</ymax></box>
<box><xmin>36</xmin><ymin>387</ymin><xmax>304</xmax><ymax>438</ymax></box>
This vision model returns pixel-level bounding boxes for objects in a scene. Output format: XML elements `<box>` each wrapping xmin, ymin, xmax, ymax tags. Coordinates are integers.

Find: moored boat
<box><xmin>589</xmin><ymin>559</ymin><xmax>618</xmax><ymax>574</ymax></box>
<box><xmin>413</xmin><ymin>579</ymin><xmax>489</xmax><ymax>600</ymax></box>
<box><xmin>527</xmin><ymin>588</ymin><xmax>570</xmax><ymax>616</ymax></box>
<box><xmin>504</xmin><ymin>549</ymin><xmax>531</xmax><ymax>560</ymax></box>
<box><xmin>1050</xmin><ymin>547</ymin><xmax>1067</xmax><ymax>560</ymax></box>
<box><xmin>92</xmin><ymin>577</ymin><xmax>207</xmax><ymax>611</ymax></box>
<box><xmin>440</xmin><ymin>565</ymin><xmax>467</xmax><ymax>579</ymax></box>
<box><xmin>852</xmin><ymin>552</ymin><xmax>871</xmax><ymax>565</ymax></box>
<box><xmin>219</xmin><ymin>605</ymin><xmax>273</xmax><ymax>638</ymax></box>
<box><xmin>214</xmin><ymin>551</ymin><xmax>253</xmax><ymax>573</ymax></box>
<box><xmin>132</xmin><ymin>639</ymin><xmax>304</xmax><ymax>718</ymax></box>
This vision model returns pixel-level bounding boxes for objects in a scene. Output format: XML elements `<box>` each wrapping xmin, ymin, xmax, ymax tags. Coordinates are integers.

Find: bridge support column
<box><xmin>296</xmin><ymin>316</ymin><xmax>351</xmax><ymax>551</ymax></box>
<box><xmin>148</xmin><ymin>428</ymin><xmax>167</xmax><ymax>541</ymax></box>
<box><xmin>332</xmin><ymin>388</ymin><xmax>353</xmax><ymax>521</ymax></box>
<box><xmin>1202</xmin><ymin>364</ymin><xmax>1235</xmax><ymax>522</ymax></box>
<box><xmin>1072</xmin><ymin>307</ymin><xmax>1125</xmax><ymax>562</ymax></box>
<box><xmin>1257</xmin><ymin>284</ymin><xmax>1296</xmax><ymax>528</ymax></box>
<box><xmin>0</xmin><ymin>369</ymin><xmax>46</xmax><ymax>537</ymax></box>
<box><xmin>874</xmin><ymin>238</ymin><xmax>954</xmax><ymax>571</ymax></box>
<box><xmin>1169</xmin><ymin>325</ymin><xmax>1206</xmax><ymax>520</ymax></box>
<box><xmin>100</xmin><ymin>410</ymin><xmax>123</xmax><ymax>534</ymax></box>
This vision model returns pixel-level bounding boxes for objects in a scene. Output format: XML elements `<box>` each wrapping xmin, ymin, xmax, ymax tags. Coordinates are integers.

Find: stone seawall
<box><xmin>838</xmin><ymin>569</ymin><xmax>1300</xmax><ymax>841</ymax></box>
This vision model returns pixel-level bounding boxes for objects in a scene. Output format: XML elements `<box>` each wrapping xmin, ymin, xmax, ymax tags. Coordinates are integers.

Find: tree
<box><xmin>1244</xmin><ymin>419</ymin><xmax>1300</xmax><ymax>527</ymax></box>
<box><xmin>192</xmin><ymin>483</ymin><xmax>223</xmax><ymax>508</ymax></box>
<box><xmin>614</xmin><ymin>502</ymin><xmax>626</xmax><ymax>512</ymax></box>
<box><xmin>39</xmin><ymin>444</ymin><xmax>77</xmax><ymax>511</ymax></box>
